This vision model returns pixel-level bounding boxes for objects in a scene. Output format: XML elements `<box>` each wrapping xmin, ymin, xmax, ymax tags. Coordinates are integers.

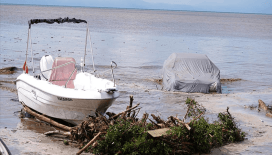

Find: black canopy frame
<box><xmin>25</xmin><ymin>17</ymin><xmax>95</xmax><ymax>75</ymax></box>
<box><xmin>28</xmin><ymin>17</ymin><xmax>87</xmax><ymax>29</ymax></box>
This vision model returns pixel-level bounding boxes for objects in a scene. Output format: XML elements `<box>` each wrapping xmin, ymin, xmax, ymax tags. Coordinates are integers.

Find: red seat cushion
<box><xmin>49</xmin><ymin>57</ymin><xmax>77</xmax><ymax>89</ymax></box>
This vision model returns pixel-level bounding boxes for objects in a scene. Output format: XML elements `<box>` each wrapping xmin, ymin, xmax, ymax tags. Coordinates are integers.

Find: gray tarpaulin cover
<box><xmin>163</xmin><ymin>53</ymin><xmax>221</xmax><ymax>93</ymax></box>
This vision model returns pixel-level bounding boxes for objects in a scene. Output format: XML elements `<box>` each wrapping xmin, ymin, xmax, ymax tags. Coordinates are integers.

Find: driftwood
<box><xmin>173</xmin><ymin>117</ymin><xmax>191</xmax><ymax>130</ymax></box>
<box><xmin>258</xmin><ymin>99</ymin><xmax>268</xmax><ymax>111</ymax></box>
<box><xmin>151</xmin><ymin>114</ymin><xmax>165</xmax><ymax>124</ymax></box>
<box><xmin>258</xmin><ymin>99</ymin><xmax>272</xmax><ymax>118</ymax></box>
<box><xmin>23</xmin><ymin>105</ymin><xmax>72</xmax><ymax>131</ymax></box>
<box><xmin>110</xmin><ymin>103</ymin><xmax>140</xmax><ymax>119</ymax></box>
<box><xmin>76</xmin><ymin>132</ymin><xmax>101</xmax><ymax>155</ymax></box>
<box><xmin>44</xmin><ymin>130</ymin><xmax>71</xmax><ymax>136</ymax></box>
<box><xmin>266</xmin><ymin>113</ymin><xmax>272</xmax><ymax>118</ymax></box>
<box><xmin>189</xmin><ymin>112</ymin><xmax>204</xmax><ymax>124</ymax></box>
<box><xmin>148</xmin><ymin>118</ymin><xmax>161</xmax><ymax>129</ymax></box>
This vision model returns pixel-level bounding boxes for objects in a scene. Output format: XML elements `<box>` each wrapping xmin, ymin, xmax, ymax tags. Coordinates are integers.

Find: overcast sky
<box><xmin>1</xmin><ymin>0</ymin><xmax>272</xmax><ymax>14</ymax></box>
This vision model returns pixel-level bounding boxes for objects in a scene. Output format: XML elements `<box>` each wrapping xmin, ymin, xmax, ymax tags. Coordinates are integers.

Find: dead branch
<box><xmin>127</xmin><ymin>95</ymin><xmax>134</xmax><ymax>117</ymax></box>
<box><xmin>189</xmin><ymin>112</ymin><xmax>204</xmax><ymax>124</ymax></box>
<box><xmin>151</xmin><ymin>114</ymin><xmax>165</xmax><ymax>124</ymax></box>
<box><xmin>76</xmin><ymin>132</ymin><xmax>102</xmax><ymax>155</ymax></box>
<box><xmin>148</xmin><ymin>118</ymin><xmax>161</xmax><ymax>129</ymax></box>
<box><xmin>173</xmin><ymin>117</ymin><xmax>191</xmax><ymax>130</ymax></box>
<box><xmin>44</xmin><ymin>130</ymin><xmax>71</xmax><ymax>136</ymax></box>
<box><xmin>110</xmin><ymin>103</ymin><xmax>140</xmax><ymax>119</ymax></box>
<box><xmin>182</xmin><ymin>108</ymin><xmax>190</xmax><ymax>122</ymax></box>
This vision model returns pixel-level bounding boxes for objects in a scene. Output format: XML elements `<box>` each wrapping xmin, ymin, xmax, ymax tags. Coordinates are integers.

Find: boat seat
<box><xmin>40</xmin><ymin>55</ymin><xmax>54</xmax><ymax>81</ymax></box>
<box><xmin>49</xmin><ymin>57</ymin><xmax>77</xmax><ymax>89</ymax></box>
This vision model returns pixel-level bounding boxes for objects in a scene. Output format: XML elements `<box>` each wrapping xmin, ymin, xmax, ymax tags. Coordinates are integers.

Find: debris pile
<box><xmin>22</xmin><ymin>96</ymin><xmax>245</xmax><ymax>154</ymax></box>
<box><xmin>67</xmin><ymin>96</ymin><xmax>245</xmax><ymax>155</ymax></box>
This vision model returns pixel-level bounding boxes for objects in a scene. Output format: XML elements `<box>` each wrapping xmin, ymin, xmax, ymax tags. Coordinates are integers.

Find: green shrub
<box><xmin>166</xmin><ymin>108</ymin><xmax>245</xmax><ymax>154</ymax></box>
<box><xmin>91</xmin><ymin>99</ymin><xmax>245</xmax><ymax>155</ymax></box>
<box><xmin>93</xmin><ymin>118</ymin><xmax>171</xmax><ymax>155</ymax></box>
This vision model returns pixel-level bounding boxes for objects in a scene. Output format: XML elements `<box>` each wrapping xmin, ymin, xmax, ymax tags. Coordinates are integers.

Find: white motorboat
<box><xmin>16</xmin><ymin>18</ymin><xmax>119</xmax><ymax>125</ymax></box>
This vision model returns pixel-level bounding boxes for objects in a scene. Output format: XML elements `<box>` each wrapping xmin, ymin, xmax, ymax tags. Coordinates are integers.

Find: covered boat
<box><xmin>16</xmin><ymin>17</ymin><xmax>119</xmax><ymax>125</ymax></box>
<box><xmin>162</xmin><ymin>53</ymin><xmax>221</xmax><ymax>93</ymax></box>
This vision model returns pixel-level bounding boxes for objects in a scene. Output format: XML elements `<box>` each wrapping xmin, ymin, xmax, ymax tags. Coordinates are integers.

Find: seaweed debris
<box><xmin>0</xmin><ymin>67</ymin><xmax>17</xmax><ymax>74</ymax></box>
<box><xmin>220</xmin><ymin>78</ymin><xmax>242</xmax><ymax>83</ymax></box>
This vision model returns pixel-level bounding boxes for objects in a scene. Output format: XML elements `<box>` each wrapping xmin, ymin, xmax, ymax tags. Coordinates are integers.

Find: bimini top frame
<box><xmin>26</xmin><ymin>17</ymin><xmax>96</xmax><ymax>74</ymax></box>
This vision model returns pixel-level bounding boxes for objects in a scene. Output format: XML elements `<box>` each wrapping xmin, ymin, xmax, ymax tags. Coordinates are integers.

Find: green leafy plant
<box><xmin>166</xmin><ymin>107</ymin><xmax>245</xmax><ymax>154</ymax></box>
<box><xmin>185</xmin><ymin>98</ymin><xmax>206</xmax><ymax>118</ymax></box>
<box><xmin>93</xmin><ymin>118</ymin><xmax>171</xmax><ymax>155</ymax></box>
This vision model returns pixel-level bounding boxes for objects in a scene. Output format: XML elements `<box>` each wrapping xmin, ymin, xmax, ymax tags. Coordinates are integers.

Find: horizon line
<box><xmin>1</xmin><ymin>2</ymin><xmax>271</xmax><ymax>16</ymax></box>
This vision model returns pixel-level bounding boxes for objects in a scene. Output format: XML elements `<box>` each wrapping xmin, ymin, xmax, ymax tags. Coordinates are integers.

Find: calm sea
<box><xmin>1</xmin><ymin>5</ymin><xmax>272</xmax><ymax>153</ymax></box>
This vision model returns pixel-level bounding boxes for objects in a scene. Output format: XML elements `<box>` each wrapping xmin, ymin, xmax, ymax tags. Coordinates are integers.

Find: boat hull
<box><xmin>16</xmin><ymin>74</ymin><xmax>119</xmax><ymax>125</ymax></box>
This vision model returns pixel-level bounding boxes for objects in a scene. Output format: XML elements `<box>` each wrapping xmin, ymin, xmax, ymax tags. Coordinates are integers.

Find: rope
<box><xmin>65</xmin><ymin>68</ymin><xmax>77</xmax><ymax>88</ymax></box>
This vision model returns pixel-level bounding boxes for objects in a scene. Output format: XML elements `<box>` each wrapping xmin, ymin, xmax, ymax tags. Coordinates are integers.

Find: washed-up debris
<box><xmin>220</xmin><ymin>78</ymin><xmax>242</xmax><ymax>83</ymax></box>
<box><xmin>68</xmin><ymin>96</ymin><xmax>244</xmax><ymax>155</ymax></box>
<box><xmin>0</xmin><ymin>67</ymin><xmax>17</xmax><ymax>74</ymax></box>
<box><xmin>0</xmin><ymin>84</ymin><xmax>17</xmax><ymax>93</ymax></box>
<box><xmin>258</xmin><ymin>99</ymin><xmax>272</xmax><ymax>118</ymax></box>
<box><xmin>152</xmin><ymin>78</ymin><xmax>242</xmax><ymax>85</ymax></box>
<box><xmin>259</xmin><ymin>99</ymin><xmax>268</xmax><ymax>111</ymax></box>
<box><xmin>22</xmin><ymin>96</ymin><xmax>245</xmax><ymax>155</ymax></box>
<box><xmin>266</xmin><ymin>113</ymin><xmax>272</xmax><ymax>118</ymax></box>
<box><xmin>244</xmin><ymin>104</ymin><xmax>258</xmax><ymax>110</ymax></box>
<box><xmin>0</xmin><ymin>80</ymin><xmax>16</xmax><ymax>84</ymax></box>
<box><xmin>245</xmin><ymin>99</ymin><xmax>272</xmax><ymax>118</ymax></box>
<box><xmin>153</xmin><ymin>78</ymin><xmax>163</xmax><ymax>85</ymax></box>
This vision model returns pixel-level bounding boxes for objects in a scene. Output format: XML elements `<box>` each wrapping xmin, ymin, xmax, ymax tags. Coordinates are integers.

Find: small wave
<box><xmin>0</xmin><ymin>85</ymin><xmax>17</xmax><ymax>93</ymax></box>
